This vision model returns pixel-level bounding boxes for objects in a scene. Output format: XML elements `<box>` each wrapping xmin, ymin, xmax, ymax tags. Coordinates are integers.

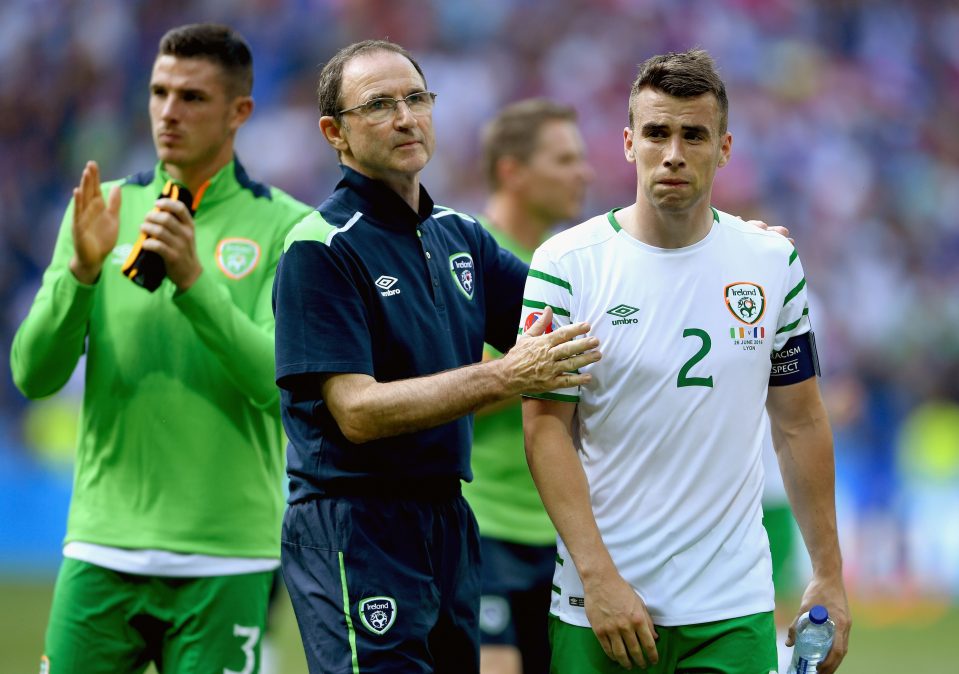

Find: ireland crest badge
<box><xmin>449</xmin><ymin>252</ymin><xmax>475</xmax><ymax>300</ymax></box>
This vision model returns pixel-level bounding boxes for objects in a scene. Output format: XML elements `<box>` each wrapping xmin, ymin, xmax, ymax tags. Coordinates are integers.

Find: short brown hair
<box><xmin>481</xmin><ymin>99</ymin><xmax>578</xmax><ymax>190</ymax></box>
<box><xmin>158</xmin><ymin>23</ymin><xmax>253</xmax><ymax>98</ymax></box>
<box><xmin>317</xmin><ymin>40</ymin><xmax>427</xmax><ymax>118</ymax></box>
<box><xmin>628</xmin><ymin>48</ymin><xmax>728</xmax><ymax>133</ymax></box>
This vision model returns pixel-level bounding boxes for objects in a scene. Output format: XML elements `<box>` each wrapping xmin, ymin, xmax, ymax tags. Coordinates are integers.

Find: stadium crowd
<box><xmin>2</xmin><ymin>0</ymin><xmax>958</xmax><ymax>595</ymax></box>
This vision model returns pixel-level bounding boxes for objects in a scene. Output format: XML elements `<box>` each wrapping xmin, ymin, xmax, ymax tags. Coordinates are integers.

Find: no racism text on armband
<box><xmin>769</xmin><ymin>331</ymin><xmax>820</xmax><ymax>386</ymax></box>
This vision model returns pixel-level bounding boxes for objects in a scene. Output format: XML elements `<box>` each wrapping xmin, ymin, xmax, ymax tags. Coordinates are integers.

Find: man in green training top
<box><xmin>464</xmin><ymin>98</ymin><xmax>594</xmax><ymax>674</ymax></box>
<box><xmin>10</xmin><ymin>23</ymin><xmax>311</xmax><ymax>674</ymax></box>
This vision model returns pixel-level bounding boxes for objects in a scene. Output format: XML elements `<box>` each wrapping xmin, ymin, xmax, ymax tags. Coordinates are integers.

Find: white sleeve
<box><xmin>520</xmin><ymin>246</ymin><xmax>580</xmax><ymax>402</ymax></box>
<box><xmin>772</xmin><ymin>247</ymin><xmax>812</xmax><ymax>351</ymax></box>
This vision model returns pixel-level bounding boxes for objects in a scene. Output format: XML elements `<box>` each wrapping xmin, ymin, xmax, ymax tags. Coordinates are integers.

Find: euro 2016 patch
<box><xmin>724</xmin><ymin>282</ymin><xmax>766</xmax><ymax>325</ymax></box>
<box><xmin>359</xmin><ymin>596</ymin><xmax>397</xmax><ymax>635</ymax></box>
<box><xmin>449</xmin><ymin>252</ymin><xmax>475</xmax><ymax>300</ymax></box>
<box><xmin>523</xmin><ymin>310</ymin><xmax>554</xmax><ymax>334</ymax></box>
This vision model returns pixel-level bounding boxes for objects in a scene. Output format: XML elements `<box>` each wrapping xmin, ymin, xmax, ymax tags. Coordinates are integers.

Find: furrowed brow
<box><xmin>682</xmin><ymin>124</ymin><xmax>710</xmax><ymax>137</ymax></box>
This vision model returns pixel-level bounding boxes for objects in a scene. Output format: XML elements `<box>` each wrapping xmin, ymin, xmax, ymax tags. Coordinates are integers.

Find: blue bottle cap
<box><xmin>809</xmin><ymin>605</ymin><xmax>829</xmax><ymax>624</ymax></box>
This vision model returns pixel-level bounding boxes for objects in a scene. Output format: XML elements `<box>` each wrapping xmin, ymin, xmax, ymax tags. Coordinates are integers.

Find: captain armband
<box><xmin>769</xmin><ymin>331</ymin><xmax>820</xmax><ymax>386</ymax></box>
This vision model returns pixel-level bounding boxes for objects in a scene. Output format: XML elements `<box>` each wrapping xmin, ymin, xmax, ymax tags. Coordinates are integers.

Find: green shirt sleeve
<box><xmin>10</xmin><ymin>200</ymin><xmax>93</xmax><ymax>399</ymax></box>
<box><xmin>172</xmin><ymin>259</ymin><xmax>279</xmax><ymax>413</ymax></box>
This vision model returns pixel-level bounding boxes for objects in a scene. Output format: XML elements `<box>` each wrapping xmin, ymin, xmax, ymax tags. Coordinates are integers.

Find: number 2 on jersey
<box><xmin>677</xmin><ymin>328</ymin><xmax>714</xmax><ymax>388</ymax></box>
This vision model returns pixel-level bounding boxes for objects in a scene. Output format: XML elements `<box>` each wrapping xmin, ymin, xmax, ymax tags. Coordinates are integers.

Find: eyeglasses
<box><xmin>338</xmin><ymin>91</ymin><xmax>437</xmax><ymax>123</ymax></box>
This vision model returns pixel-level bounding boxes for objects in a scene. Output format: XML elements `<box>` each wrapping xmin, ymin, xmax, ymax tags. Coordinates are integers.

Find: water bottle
<box><xmin>787</xmin><ymin>605</ymin><xmax>835</xmax><ymax>673</ymax></box>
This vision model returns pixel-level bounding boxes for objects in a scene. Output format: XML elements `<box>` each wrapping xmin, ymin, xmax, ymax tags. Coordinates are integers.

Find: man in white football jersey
<box><xmin>521</xmin><ymin>49</ymin><xmax>850</xmax><ymax>674</ymax></box>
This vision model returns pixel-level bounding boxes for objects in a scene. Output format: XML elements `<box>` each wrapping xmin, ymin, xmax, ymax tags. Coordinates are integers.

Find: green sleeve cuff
<box><xmin>171</xmin><ymin>270</ymin><xmax>223</xmax><ymax>318</ymax></box>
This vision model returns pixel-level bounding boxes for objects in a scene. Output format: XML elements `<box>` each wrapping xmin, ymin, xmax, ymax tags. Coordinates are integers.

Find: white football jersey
<box><xmin>521</xmin><ymin>208</ymin><xmax>811</xmax><ymax>627</ymax></box>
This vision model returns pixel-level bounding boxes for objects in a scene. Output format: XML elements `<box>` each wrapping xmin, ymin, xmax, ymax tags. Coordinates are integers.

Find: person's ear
<box><xmin>320</xmin><ymin>116</ymin><xmax>350</xmax><ymax>154</ymax></box>
<box><xmin>717</xmin><ymin>131</ymin><xmax>732</xmax><ymax>168</ymax></box>
<box><xmin>229</xmin><ymin>96</ymin><xmax>254</xmax><ymax>132</ymax></box>
<box><xmin>497</xmin><ymin>156</ymin><xmax>525</xmax><ymax>189</ymax></box>
<box><xmin>623</xmin><ymin>127</ymin><xmax>636</xmax><ymax>163</ymax></box>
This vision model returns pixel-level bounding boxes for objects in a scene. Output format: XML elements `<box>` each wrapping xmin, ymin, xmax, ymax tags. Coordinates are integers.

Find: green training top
<box><xmin>462</xmin><ymin>218</ymin><xmax>556</xmax><ymax>546</ymax></box>
<box><xmin>10</xmin><ymin>159</ymin><xmax>311</xmax><ymax>558</ymax></box>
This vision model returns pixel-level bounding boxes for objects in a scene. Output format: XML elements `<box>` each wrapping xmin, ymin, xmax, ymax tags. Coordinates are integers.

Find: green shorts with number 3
<box><xmin>42</xmin><ymin>558</ymin><xmax>273</xmax><ymax>674</ymax></box>
<box><xmin>549</xmin><ymin>611</ymin><xmax>778</xmax><ymax>674</ymax></box>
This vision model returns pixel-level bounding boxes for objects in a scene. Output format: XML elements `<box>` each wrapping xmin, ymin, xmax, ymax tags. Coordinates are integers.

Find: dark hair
<box><xmin>316</xmin><ymin>40</ymin><xmax>427</xmax><ymax>118</ymax></box>
<box><xmin>481</xmin><ymin>98</ymin><xmax>578</xmax><ymax>190</ymax></box>
<box><xmin>628</xmin><ymin>48</ymin><xmax>728</xmax><ymax>133</ymax></box>
<box><xmin>158</xmin><ymin>24</ymin><xmax>253</xmax><ymax>97</ymax></box>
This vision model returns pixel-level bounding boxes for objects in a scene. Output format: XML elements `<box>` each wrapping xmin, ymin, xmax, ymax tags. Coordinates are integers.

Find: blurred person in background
<box><xmin>9</xmin><ymin>23</ymin><xmax>311</xmax><ymax>674</ymax></box>
<box><xmin>273</xmin><ymin>40</ymin><xmax>601</xmax><ymax>674</ymax></box>
<box><xmin>464</xmin><ymin>98</ymin><xmax>593</xmax><ymax>674</ymax></box>
<box><xmin>521</xmin><ymin>49</ymin><xmax>850</xmax><ymax>673</ymax></box>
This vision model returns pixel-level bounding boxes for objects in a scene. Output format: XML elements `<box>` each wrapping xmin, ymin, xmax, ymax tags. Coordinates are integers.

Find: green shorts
<box><xmin>43</xmin><ymin>557</ymin><xmax>273</xmax><ymax>674</ymax></box>
<box><xmin>549</xmin><ymin>611</ymin><xmax>778</xmax><ymax>674</ymax></box>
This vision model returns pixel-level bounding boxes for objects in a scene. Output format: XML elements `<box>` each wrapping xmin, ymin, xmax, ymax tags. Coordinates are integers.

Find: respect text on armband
<box><xmin>769</xmin><ymin>331</ymin><xmax>820</xmax><ymax>386</ymax></box>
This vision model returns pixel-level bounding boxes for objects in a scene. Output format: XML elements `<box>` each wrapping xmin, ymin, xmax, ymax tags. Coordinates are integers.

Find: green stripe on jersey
<box><xmin>783</xmin><ymin>277</ymin><xmax>806</xmax><ymax>307</ymax></box>
<box><xmin>284</xmin><ymin>211</ymin><xmax>336</xmax><ymax>251</ymax></box>
<box><xmin>434</xmin><ymin>204</ymin><xmax>476</xmax><ymax>222</ymax></box>
<box><xmin>552</xmin><ymin>583</ymin><xmax>562</xmax><ymax>595</ymax></box>
<box><xmin>789</xmin><ymin>248</ymin><xmax>799</xmax><ymax>266</ymax></box>
<box><xmin>528</xmin><ymin>269</ymin><xmax>572</xmax><ymax>294</ymax></box>
<box><xmin>606</xmin><ymin>209</ymin><xmax>623</xmax><ymax>232</ymax></box>
<box><xmin>523</xmin><ymin>298</ymin><xmax>571</xmax><ymax>317</ymax></box>
<box><xmin>339</xmin><ymin>552</ymin><xmax>360</xmax><ymax>674</ymax></box>
<box><xmin>777</xmin><ymin>307</ymin><xmax>810</xmax><ymax>335</ymax></box>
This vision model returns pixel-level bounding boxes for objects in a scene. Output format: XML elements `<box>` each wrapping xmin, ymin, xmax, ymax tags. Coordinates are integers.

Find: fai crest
<box><xmin>724</xmin><ymin>282</ymin><xmax>766</xmax><ymax>325</ymax></box>
<box><xmin>216</xmin><ymin>238</ymin><xmax>261</xmax><ymax>280</ymax></box>
<box><xmin>359</xmin><ymin>596</ymin><xmax>397</xmax><ymax>635</ymax></box>
<box><xmin>449</xmin><ymin>252</ymin><xmax>475</xmax><ymax>300</ymax></box>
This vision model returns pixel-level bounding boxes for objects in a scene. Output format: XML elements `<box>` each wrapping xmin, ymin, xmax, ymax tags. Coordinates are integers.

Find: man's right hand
<box><xmin>503</xmin><ymin>306</ymin><xmax>601</xmax><ymax>394</ymax></box>
<box><xmin>69</xmin><ymin>160</ymin><xmax>121</xmax><ymax>284</ymax></box>
<box><xmin>583</xmin><ymin>570</ymin><xmax>659</xmax><ymax>670</ymax></box>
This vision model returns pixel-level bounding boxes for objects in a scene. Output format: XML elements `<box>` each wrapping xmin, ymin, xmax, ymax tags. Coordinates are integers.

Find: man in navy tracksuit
<box><xmin>273</xmin><ymin>40</ymin><xmax>601</xmax><ymax>673</ymax></box>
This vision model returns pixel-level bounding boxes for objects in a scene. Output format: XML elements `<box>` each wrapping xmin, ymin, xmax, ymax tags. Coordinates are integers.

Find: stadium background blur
<box><xmin>1</xmin><ymin>0</ymin><xmax>957</xmax><ymax>670</ymax></box>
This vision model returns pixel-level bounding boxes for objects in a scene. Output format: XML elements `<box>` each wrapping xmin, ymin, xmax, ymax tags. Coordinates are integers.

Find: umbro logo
<box><xmin>111</xmin><ymin>243</ymin><xmax>134</xmax><ymax>265</ymax></box>
<box><xmin>374</xmin><ymin>275</ymin><xmax>401</xmax><ymax>297</ymax></box>
<box><xmin>606</xmin><ymin>304</ymin><xmax>639</xmax><ymax>325</ymax></box>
